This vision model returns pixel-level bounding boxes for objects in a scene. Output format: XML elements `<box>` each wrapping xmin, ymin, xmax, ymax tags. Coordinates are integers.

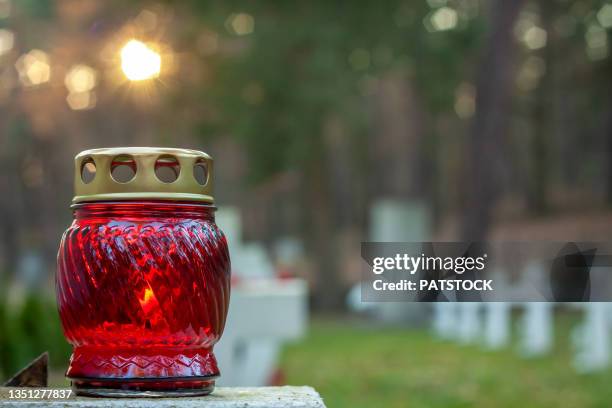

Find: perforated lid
<box><xmin>73</xmin><ymin>147</ymin><xmax>213</xmax><ymax>204</ymax></box>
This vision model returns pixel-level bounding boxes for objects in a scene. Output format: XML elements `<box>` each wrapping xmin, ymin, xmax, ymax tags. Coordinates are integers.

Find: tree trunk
<box><xmin>461</xmin><ymin>0</ymin><xmax>526</xmax><ymax>242</ymax></box>
<box><xmin>303</xmin><ymin>149</ymin><xmax>344</xmax><ymax>311</ymax></box>
<box><xmin>368</xmin><ymin>72</ymin><xmax>425</xmax><ymax>201</ymax></box>
<box><xmin>528</xmin><ymin>0</ymin><xmax>555</xmax><ymax>214</ymax></box>
<box><xmin>606</xmin><ymin>59</ymin><xmax>612</xmax><ymax>204</ymax></box>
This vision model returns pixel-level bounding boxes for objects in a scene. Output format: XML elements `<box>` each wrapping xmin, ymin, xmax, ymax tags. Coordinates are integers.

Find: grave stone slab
<box><xmin>0</xmin><ymin>386</ymin><xmax>326</xmax><ymax>408</ymax></box>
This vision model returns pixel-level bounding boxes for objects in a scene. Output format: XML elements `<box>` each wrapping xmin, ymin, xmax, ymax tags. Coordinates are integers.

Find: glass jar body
<box><xmin>56</xmin><ymin>201</ymin><xmax>231</xmax><ymax>396</ymax></box>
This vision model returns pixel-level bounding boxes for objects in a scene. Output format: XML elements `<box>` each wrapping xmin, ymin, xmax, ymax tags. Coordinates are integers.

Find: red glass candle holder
<box><xmin>56</xmin><ymin>148</ymin><xmax>231</xmax><ymax>397</ymax></box>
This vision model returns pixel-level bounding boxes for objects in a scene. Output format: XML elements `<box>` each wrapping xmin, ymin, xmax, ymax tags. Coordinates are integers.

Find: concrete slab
<box><xmin>0</xmin><ymin>386</ymin><xmax>326</xmax><ymax>408</ymax></box>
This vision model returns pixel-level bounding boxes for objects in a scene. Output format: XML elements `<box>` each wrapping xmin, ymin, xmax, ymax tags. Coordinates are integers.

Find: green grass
<box><xmin>0</xmin><ymin>295</ymin><xmax>71</xmax><ymax>380</ymax></box>
<box><xmin>280</xmin><ymin>316</ymin><xmax>612</xmax><ymax>408</ymax></box>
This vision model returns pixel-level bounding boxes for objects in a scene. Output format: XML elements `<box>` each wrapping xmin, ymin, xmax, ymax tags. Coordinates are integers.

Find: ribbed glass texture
<box><xmin>56</xmin><ymin>201</ymin><xmax>230</xmax><ymax>392</ymax></box>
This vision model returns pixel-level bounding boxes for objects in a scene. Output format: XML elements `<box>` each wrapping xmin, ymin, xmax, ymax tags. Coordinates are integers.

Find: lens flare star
<box><xmin>120</xmin><ymin>39</ymin><xmax>161</xmax><ymax>81</ymax></box>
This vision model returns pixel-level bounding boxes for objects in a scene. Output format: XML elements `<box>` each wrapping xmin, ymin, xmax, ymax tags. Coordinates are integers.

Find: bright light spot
<box><xmin>454</xmin><ymin>82</ymin><xmax>475</xmax><ymax>119</ymax></box>
<box><xmin>515</xmin><ymin>11</ymin><xmax>546</xmax><ymax>49</ymax></box>
<box><xmin>428</xmin><ymin>7</ymin><xmax>458</xmax><ymax>32</ymax></box>
<box><xmin>15</xmin><ymin>49</ymin><xmax>50</xmax><ymax>87</ymax></box>
<box><xmin>597</xmin><ymin>4</ymin><xmax>612</xmax><ymax>29</ymax></box>
<box><xmin>120</xmin><ymin>39</ymin><xmax>161</xmax><ymax>81</ymax></box>
<box><xmin>586</xmin><ymin>24</ymin><xmax>607</xmax><ymax>49</ymax></box>
<box><xmin>516</xmin><ymin>56</ymin><xmax>546</xmax><ymax>92</ymax></box>
<box><xmin>65</xmin><ymin>64</ymin><xmax>96</xmax><ymax>94</ymax></box>
<box><xmin>348</xmin><ymin>48</ymin><xmax>371</xmax><ymax>70</ymax></box>
<box><xmin>226</xmin><ymin>13</ymin><xmax>254</xmax><ymax>36</ymax></box>
<box><xmin>66</xmin><ymin>91</ymin><xmax>96</xmax><ymax>110</ymax></box>
<box><xmin>523</xmin><ymin>26</ymin><xmax>547</xmax><ymax>50</ymax></box>
<box><xmin>138</xmin><ymin>286</ymin><xmax>161</xmax><ymax>316</ymax></box>
<box><xmin>0</xmin><ymin>29</ymin><xmax>13</xmax><ymax>56</ymax></box>
<box><xmin>585</xmin><ymin>24</ymin><xmax>608</xmax><ymax>61</ymax></box>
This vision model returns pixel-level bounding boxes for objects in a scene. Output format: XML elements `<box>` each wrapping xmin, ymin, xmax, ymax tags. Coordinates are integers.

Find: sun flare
<box><xmin>120</xmin><ymin>39</ymin><xmax>161</xmax><ymax>81</ymax></box>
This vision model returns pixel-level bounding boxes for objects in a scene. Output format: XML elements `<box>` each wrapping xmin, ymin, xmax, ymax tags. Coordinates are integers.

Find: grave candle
<box><xmin>56</xmin><ymin>147</ymin><xmax>231</xmax><ymax>397</ymax></box>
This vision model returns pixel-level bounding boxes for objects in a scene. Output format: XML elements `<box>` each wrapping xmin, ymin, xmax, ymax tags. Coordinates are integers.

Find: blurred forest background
<box><xmin>2</xmin><ymin>0</ymin><xmax>612</xmax><ymax>405</ymax></box>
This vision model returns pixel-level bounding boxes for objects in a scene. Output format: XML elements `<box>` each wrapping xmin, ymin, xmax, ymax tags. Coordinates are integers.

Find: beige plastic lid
<box><xmin>73</xmin><ymin>147</ymin><xmax>214</xmax><ymax>204</ymax></box>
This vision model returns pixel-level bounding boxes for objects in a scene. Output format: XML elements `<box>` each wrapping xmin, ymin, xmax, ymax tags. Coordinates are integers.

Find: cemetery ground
<box><xmin>281</xmin><ymin>313</ymin><xmax>612</xmax><ymax>408</ymax></box>
<box><xmin>33</xmin><ymin>308</ymin><xmax>612</xmax><ymax>407</ymax></box>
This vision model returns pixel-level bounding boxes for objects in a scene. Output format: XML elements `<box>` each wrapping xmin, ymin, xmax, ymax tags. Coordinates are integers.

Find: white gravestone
<box><xmin>214</xmin><ymin>207</ymin><xmax>308</xmax><ymax>386</ymax></box>
<box><xmin>483</xmin><ymin>302</ymin><xmax>511</xmax><ymax>349</ymax></box>
<box><xmin>216</xmin><ymin>279</ymin><xmax>307</xmax><ymax>386</ymax></box>
<box><xmin>572</xmin><ymin>302</ymin><xmax>611</xmax><ymax>372</ymax></box>
<box><xmin>457</xmin><ymin>302</ymin><xmax>482</xmax><ymax>344</ymax></box>
<box><xmin>432</xmin><ymin>302</ymin><xmax>459</xmax><ymax>340</ymax></box>
<box><xmin>519</xmin><ymin>302</ymin><xmax>553</xmax><ymax>357</ymax></box>
<box><xmin>482</xmin><ymin>269</ymin><xmax>512</xmax><ymax>349</ymax></box>
<box><xmin>518</xmin><ymin>263</ymin><xmax>553</xmax><ymax>357</ymax></box>
<box><xmin>365</xmin><ymin>199</ymin><xmax>431</xmax><ymax>323</ymax></box>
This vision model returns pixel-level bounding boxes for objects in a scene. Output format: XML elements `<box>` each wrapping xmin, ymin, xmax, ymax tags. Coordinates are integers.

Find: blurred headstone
<box><xmin>16</xmin><ymin>251</ymin><xmax>44</xmax><ymax>290</ymax></box>
<box><xmin>346</xmin><ymin>283</ymin><xmax>377</xmax><ymax>313</ymax></box>
<box><xmin>519</xmin><ymin>302</ymin><xmax>553</xmax><ymax>357</ymax></box>
<box><xmin>483</xmin><ymin>302</ymin><xmax>511</xmax><ymax>349</ymax></box>
<box><xmin>366</xmin><ymin>199</ymin><xmax>431</xmax><ymax>324</ymax></box>
<box><xmin>273</xmin><ymin>237</ymin><xmax>304</xmax><ymax>266</ymax></box>
<box><xmin>457</xmin><ymin>302</ymin><xmax>482</xmax><ymax>344</ymax></box>
<box><xmin>215</xmin><ymin>206</ymin><xmax>243</xmax><ymax>246</ymax></box>
<box><xmin>518</xmin><ymin>262</ymin><xmax>553</xmax><ymax>357</ymax></box>
<box><xmin>572</xmin><ymin>302</ymin><xmax>611</xmax><ymax>372</ymax></box>
<box><xmin>432</xmin><ymin>302</ymin><xmax>459</xmax><ymax>340</ymax></box>
<box><xmin>216</xmin><ymin>279</ymin><xmax>307</xmax><ymax>386</ymax></box>
<box><xmin>214</xmin><ymin>207</ymin><xmax>307</xmax><ymax>386</ymax></box>
<box><xmin>483</xmin><ymin>269</ymin><xmax>512</xmax><ymax>349</ymax></box>
<box><xmin>215</xmin><ymin>206</ymin><xmax>274</xmax><ymax>279</ymax></box>
<box><xmin>231</xmin><ymin>244</ymin><xmax>275</xmax><ymax>279</ymax></box>
<box><xmin>369</xmin><ymin>200</ymin><xmax>430</xmax><ymax>242</ymax></box>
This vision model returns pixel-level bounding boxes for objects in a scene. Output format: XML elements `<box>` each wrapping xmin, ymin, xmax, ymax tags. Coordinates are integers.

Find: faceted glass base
<box><xmin>72</xmin><ymin>379</ymin><xmax>215</xmax><ymax>397</ymax></box>
<box><xmin>66</xmin><ymin>346</ymin><xmax>219</xmax><ymax>397</ymax></box>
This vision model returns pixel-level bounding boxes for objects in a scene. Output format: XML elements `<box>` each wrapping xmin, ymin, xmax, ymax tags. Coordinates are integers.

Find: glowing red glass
<box><xmin>56</xmin><ymin>201</ymin><xmax>231</xmax><ymax>396</ymax></box>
